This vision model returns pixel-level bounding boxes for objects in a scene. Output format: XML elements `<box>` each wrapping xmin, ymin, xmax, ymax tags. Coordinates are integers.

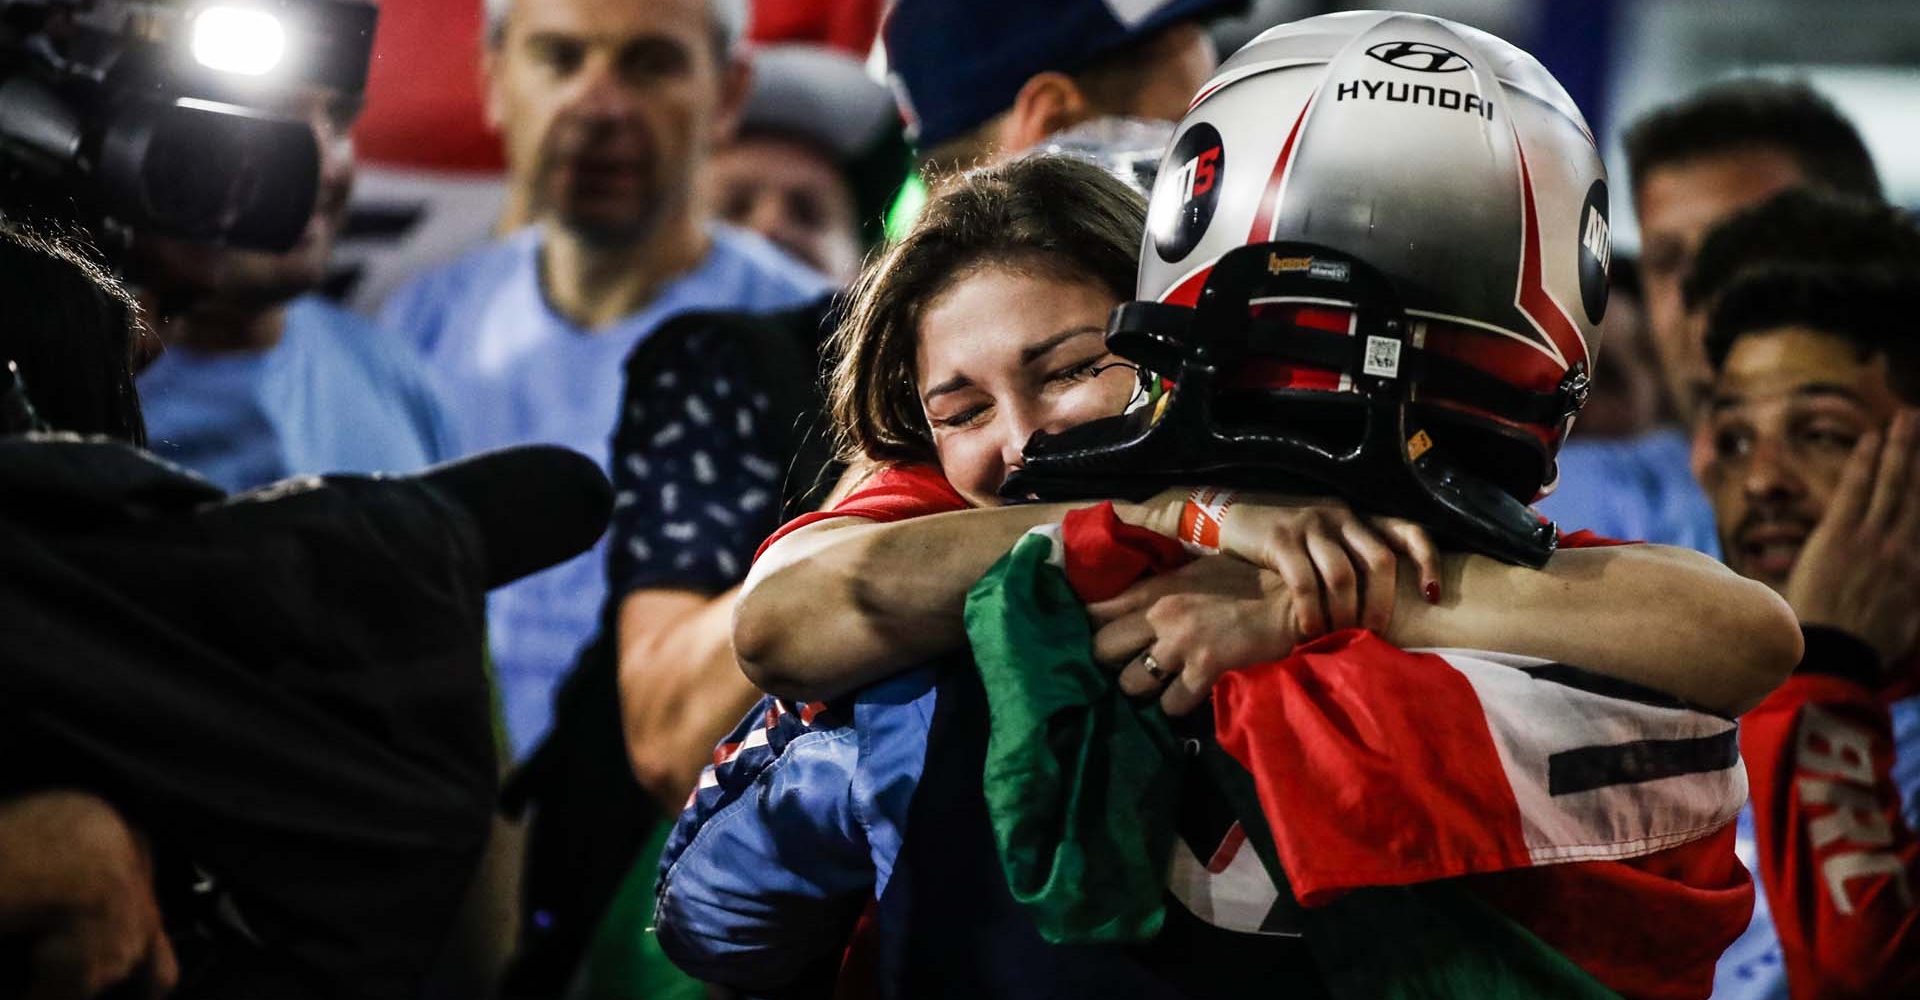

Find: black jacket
<box><xmin>0</xmin><ymin>437</ymin><xmax>500</xmax><ymax>999</ymax></box>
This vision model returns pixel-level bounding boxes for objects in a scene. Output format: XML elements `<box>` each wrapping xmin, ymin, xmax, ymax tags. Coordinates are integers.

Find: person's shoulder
<box><xmin>754</xmin><ymin>465</ymin><xmax>966</xmax><ymax>563</ymax></box>
<box><xmin>1556</xmin><ymin>528</ymin><xmax>1636</xmax><ymax>549</ymax></box>
<box><xmin>852</xmin><ymin>463</ymin><xmax>959</xmax><ymax>499</ymax></box>
<box><xmin>379</xmin><ymin>230</ymin><xmax>537</xmax><ymax>330</ymax></box>
<box><xmin>706</xmin><ymin>225</ymin><xmax>834</xmax><ymax>306</ymax></box>
<box><xmin>631</xmin><ymin>294</ymin><xmax>835</xmax><ymax>373</ymax></box>
<box><xmin>284</xmin><ymin>296</ymin><xmax>457</xmax><ymax>461</ymax></box>
<box><xmin>284</xmin><ymin>296</ymin><xmax>451</xmax><ymax>408</ymax></box>
<box><xmin>287</xmin><ymin>294</ymin><xmax>379</xmax><ymax>334</ymax></box>
<box><xmin>825</xmin><ymin>464</ymin><xmax>968</xmax><ymax>522</ymax></box>
<box><xmin>1626</xmin><ymin>425</ymin><xmax>1693</xmax><ymax>462</ymax></box>
<box><xmin>288</xmin><ymin>297</ymin><xmax>425</xmax><ymax>372</ymax></box>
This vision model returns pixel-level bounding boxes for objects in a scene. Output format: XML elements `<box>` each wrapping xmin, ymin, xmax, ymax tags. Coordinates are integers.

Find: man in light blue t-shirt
<box><xmin>380</xmin><ymin>0</ymin><xmax>829</xmax><ymax>759</ymax></box>
<box><xmin>136</xmin><ymin>87</ymin><xmax>451</xmax><ymax>494</ymax></box>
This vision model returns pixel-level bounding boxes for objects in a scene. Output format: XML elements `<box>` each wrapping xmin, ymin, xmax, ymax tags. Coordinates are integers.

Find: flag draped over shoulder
<box><xmin>1214</xmin><ymin>633</ymin><xmax>1748</xmax><ymax>900</ymax></box>
<box><xmin>962</xmin><ymin>507</ymin><xmax>1189</xmax><ymax>943</ymax></box>
<box><xmin>962</xmin><ymin>503</ymin><xmax>1754</xmax><ymax>999</ymax></box>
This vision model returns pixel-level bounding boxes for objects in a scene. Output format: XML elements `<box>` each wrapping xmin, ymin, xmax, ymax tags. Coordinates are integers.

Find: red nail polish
<box><xmin>1423</xmin><ymin>581</ymin><xmax>1440</xmax><ymax>604</ymax></box>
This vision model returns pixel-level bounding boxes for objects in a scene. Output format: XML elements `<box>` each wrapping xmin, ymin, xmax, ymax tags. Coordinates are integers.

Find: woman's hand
<box><xmin>1206</xmin><ymin>492</ymin><xmax>1441</xmax><ymax>637</ymax></box>
<box><xmin>1098</xmin><ymin>492</ymin><xmax>1441</xmax><ymax>715</ymax></box>
<box><xmin>1086</xmin><ymin>556</ymin><xmax>1296</xmax><ymax>716</ymax></box>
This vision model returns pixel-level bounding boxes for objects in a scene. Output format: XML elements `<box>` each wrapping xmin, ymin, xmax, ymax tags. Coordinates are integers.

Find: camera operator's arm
<box><xmin>0</xmin><ymin>792</ymin><xmax>177</xmax><ymax>999</ymax></box>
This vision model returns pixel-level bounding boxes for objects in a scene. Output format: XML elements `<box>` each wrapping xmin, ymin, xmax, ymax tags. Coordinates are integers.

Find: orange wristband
<box><xmin>1178</xmin><ymin>487</ymin><xmax>1238</xmax><ymax>554</ymax></box>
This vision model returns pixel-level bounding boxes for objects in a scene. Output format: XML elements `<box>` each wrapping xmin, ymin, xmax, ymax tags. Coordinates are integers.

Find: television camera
<box><xmin>0</xmin><ymin>0</ymin><xmax>376</xmax><ymax>252</ymax></box>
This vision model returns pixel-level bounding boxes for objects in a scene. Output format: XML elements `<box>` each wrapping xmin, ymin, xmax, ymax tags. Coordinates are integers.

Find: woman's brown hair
<box><xmin>0</xmin><ymin>221</ymin><xmax>146</xmax><ymax>445</ymax></box>
<box><xmin>827</xmin><ymin>154</ymin><xmax>1146</xmax><ymax>467</ymax></box>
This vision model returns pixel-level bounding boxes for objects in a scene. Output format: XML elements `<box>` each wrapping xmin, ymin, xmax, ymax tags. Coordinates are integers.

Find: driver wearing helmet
<box><xmin>653</xmin><ymin>13</ymin><xmax>1801</xmax><ymax>998</ymax></box>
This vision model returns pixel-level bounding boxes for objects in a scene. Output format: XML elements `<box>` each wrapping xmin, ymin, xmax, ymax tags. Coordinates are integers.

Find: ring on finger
<box><xmin>1142</xmin><ymin>651</ymin><xmax>1180</xmax><ymax>683</ymax></box>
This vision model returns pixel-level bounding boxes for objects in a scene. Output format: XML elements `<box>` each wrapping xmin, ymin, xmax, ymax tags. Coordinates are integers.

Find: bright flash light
<box><xmin>191</xmin><ymin>7</ymin><xmax>287</xmax><ymax>77</ymax></box>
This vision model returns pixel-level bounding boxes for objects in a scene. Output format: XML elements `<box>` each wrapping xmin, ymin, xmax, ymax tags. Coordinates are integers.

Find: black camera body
<box><xmin>0</xmin><ymin>0</ymin><xmax>376</xmax><ymax>252</ymax></box>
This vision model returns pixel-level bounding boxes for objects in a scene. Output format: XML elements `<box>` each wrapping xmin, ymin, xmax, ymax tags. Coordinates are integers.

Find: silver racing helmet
<box><xmin>1004</xmin><ymin>10</ymin><xmax>1610</xmax><ymax>566</ymax></box>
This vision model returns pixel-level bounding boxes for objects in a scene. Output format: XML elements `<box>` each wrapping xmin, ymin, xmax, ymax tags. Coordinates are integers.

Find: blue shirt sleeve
<box><xmin>377</xmin><ymin>265</ymin><xmax>457</xmax><ymax>359</ymax></box>
<box><xmin>607</xmin><ymin>325</ymin><xmax>791</xmax><ymax>599</ymax></box>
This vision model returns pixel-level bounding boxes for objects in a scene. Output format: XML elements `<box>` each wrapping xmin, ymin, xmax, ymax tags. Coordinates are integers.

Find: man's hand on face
<box><xmin>1782</xmin><ymin>408</ymin><xmax>1920</xmax><ymax>671</ymax></box>
<box><xmin>0</xmin><ymin>792</ymin><xmax>178</xmax><ymax>1000</ymax></box>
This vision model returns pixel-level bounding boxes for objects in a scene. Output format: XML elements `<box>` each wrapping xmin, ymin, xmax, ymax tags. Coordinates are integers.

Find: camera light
<box><xmin>191</xmin><ymin>7</ymin><xmax>288</xmax><ymax>77</ymax></box>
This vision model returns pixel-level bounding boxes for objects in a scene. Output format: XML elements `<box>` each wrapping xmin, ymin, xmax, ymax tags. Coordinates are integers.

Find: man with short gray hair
<box><xmin>483</xmin><ymin>0</ymin><xmax>746</xmax><ymax>49</ymax></box>
<box><xmin>381</xmin><ymin>0</ymin><xmax>829</xmax><ymax>760</ymax></box>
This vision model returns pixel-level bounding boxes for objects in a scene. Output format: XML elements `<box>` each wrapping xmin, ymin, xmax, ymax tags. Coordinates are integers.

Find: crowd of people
<box><xmin>0</xmin><ymin>0</ymin><xmax>1915</xmax><ymax>998</ymax></box>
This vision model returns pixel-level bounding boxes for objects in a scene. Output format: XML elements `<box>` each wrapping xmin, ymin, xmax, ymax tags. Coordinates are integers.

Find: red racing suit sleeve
<box><xmin>1740</xmin><ymin>627</ymin><xmax>1919</xmax><ymax>999</ymax></box>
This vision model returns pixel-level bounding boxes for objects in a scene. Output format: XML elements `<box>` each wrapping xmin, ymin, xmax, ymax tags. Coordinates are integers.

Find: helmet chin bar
<box><xmin>1002</xmin><ymin>241</ymin><xmax>1561</xmax><ymax>568</ymax></box>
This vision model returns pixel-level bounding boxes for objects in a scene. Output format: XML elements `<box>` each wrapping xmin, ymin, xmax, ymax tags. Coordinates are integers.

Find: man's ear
<box><xmin>711</xmin><ymin>53</ymin><xmax>753</xmax><ymax>146</ymax></box>
<box><xmin>999</xmin><ymin>71</ymin><xmax>1092</xmax><ymax>155</ymax></box>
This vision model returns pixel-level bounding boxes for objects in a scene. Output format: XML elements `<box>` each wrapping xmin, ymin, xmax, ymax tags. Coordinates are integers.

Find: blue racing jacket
<box><xmin>652</xmin><ymin>669</ymin><xmax>934</xmax><ymax>991</ymax></box>
<box><xmin>652</xmin><ymin>661</ymin><xmax>1320</xmax><ymax>1000</ymax></box>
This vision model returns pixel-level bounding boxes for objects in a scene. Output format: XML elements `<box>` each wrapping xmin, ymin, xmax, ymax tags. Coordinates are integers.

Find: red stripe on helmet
<box><xmin>1246</xmin><ymin>89</ymin><xmax>1317</xmax><ymax>244</ymax></box>
<box><xmin>1514</xmin><ymin>149</ymin><xmax>1590</xmax><ymax>373</ymax></box>
<box><xmin>1159</xmin><ymin>265</ymin><xmax>1212</xmax><ymax>307</ymax></box>
<box><xmin>1224</xmin><ymin>303</ymin><xmax>1348</xmax><ymax>393</ymax></box>
<box><xmin>1418</xmin><ymin>322</ymin><xmax>1570</xmax><ymax>463</ymax></box>
<box><xmin>1423</xmin><ymin>321</ymin><xmax>1570</xmax><ymax>398</ymax></box>
<box><xmin>1185</xmin><ymin>78</ymin><xmax>1228</xmax><ymax>115</ymax></box>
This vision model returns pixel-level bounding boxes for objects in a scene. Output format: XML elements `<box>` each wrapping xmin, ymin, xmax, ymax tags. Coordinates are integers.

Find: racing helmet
<box><xmin>1004</xmin><ymin>11</ymin><xmax>1610</xmax><ymax>566</ymax></box>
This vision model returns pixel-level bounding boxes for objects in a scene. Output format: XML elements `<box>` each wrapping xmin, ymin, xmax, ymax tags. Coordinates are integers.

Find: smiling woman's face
<box><xmin>914</xmin><ymin>265</ymin><xmax>1138</xmax><ymax>508</ymax></box>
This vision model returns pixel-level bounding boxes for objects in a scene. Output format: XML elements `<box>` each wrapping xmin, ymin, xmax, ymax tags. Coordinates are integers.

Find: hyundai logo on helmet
<box><xmin>1365</xmin><ymin>41</ymin><xmax>1472</xmax><ymax>73</ymax></box>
